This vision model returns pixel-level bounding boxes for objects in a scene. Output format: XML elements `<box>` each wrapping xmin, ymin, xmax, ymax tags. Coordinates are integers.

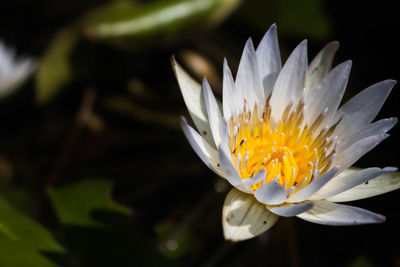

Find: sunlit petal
<box><xmin>222</xmin><ymin>188</ymin><xmax>279</xmax><ymax>242</ymax></box>
<box><xmin>297</xmin><ymin>200</ymin><xmax>385</xmax><ymax>225</ymax></box>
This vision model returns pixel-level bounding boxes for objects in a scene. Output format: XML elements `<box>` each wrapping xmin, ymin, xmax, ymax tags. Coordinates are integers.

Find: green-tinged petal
<box><xmin>222</xmin><ymin>188</ymin><xmax>279</xmax><ymax>242</ymax></box>
<box><xmin>326</xmin><ymin>169</ymin><xmax>400</xmax><ymax>202</ymax></box>
<box><xmin>172</xmin><ymin>56</ymin><xmax>215</xmax><ymax>146</ymax></box>
<box><xmin>305</xmin><ymin>41</ymin><xmax>339</xmax><ymax>94</ymax></box>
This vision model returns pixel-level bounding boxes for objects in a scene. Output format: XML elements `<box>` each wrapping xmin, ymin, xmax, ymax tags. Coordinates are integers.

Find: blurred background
<box><xmin>0</xmin><ymin>0</ymin><xmax>400</xmax><ymax>266</ymax></box>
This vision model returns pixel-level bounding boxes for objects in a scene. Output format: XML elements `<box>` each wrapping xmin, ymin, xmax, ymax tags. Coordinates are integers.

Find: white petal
<box><xmin>202</xmin><ymin>78</ymin><xmax>222</xmax><ymax>147</ymax></box>
<box><xmin>269</xmin><ymin>40</ymin><xmax>307</xmax><ymax>126</ymax></box>
<box><xmin>235</xmin><ymin>38</ymin><xmax>264</xmax><ymax>111</ymax></box>
<box><xmin>287</xmin><ymin>166</ymin><xmax>339</xmax><ymax>203</ymax></box>
<box><xmin>304</xmin><ymin>61</ymin><xmax>351</xmax><ymax>127</ymax></box>
<box><xmin>172</xmin><ymin>56</ymin><xmax>214</xmax><ymax>146</ymax></box>
<box><xmin>333</xmin><ymin>133</ymin><xmax>389</xmax><ymax>172</ymax></box>
<box><xmin>297</xmin><ymin>200</ymin><xmax>385</xmax><ymax>225</ymax></box>
<box><xmin>218</xmin><ymin>146</ymin><xmax>251</xmax><ymax>193</ymax></box>
<box><xmin>256</xmin><ymin>23</ymin><xmax>281</xmax><ymax>97</ymax></box>
<box><xmin>267</xmin><ymin>201</ymin><xmax>314</xmax><ymax>217</ymax></box>
<box><xmin>311</xmin><ymin>167</ymin><xmax>397</xmax><ymax>200</ymax></box>
<box><xmin>306</xmin><ymin>41</ymin><xmax>339</xmax><ymax>94</ymax></box>
<box><xmin>222</xmin><ymin>58</ymin><xmax>236</xmax><ymax>120</ymax></box>
<box><xmin>181</xmin><ymin>117</ymin><xmax>222</xmax><ymax>176</ymax></box>
<box><xmin>222</xmin><ymin>188</ymin><xmax>279</xmax><ymax>242</ymax></box>
<box><xmin>242</xmin><ymin>168</ymin><xmax>266</xmax><ymax>187</ymax></box>
<box><xmin>254</xmin><ymin>181</ymin><xmax>289</xmax><ymax>205</ymax></box>
<box><xmin>337</xmin><ymin>117</ymin><xmax>397</xmax><ymax>153</ymax></box>
<box><xmin>0</xmin><ymin>41</ymin><xmax>36</xmax><ymax>97</ymax></box>
<box><xmin>219</xmin><ymin>118</ymin><xmax>232</xmax><ymax>157</ymax></box>
<box><xmin>333</xmin><ymin>80</ymin><xmax>396</xmax><ymax>137</ymax></box>
<box><xmin>326</xmin><ymin>170</ymin><xmax>400</xmax><ymax>202</ymax></box>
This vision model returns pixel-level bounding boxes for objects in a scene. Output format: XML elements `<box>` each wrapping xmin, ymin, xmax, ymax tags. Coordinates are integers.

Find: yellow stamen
<box><xmin>230</xmin><ymin>102</ymin><xmax>336</xmax><ymax>191</ymax></box>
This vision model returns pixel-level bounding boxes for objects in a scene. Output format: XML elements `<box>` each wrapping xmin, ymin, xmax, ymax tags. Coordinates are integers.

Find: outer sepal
<box><xmin>222</xmin><ymin>188</ymin><xmax>279</xmax><ymax>242</ymax></box>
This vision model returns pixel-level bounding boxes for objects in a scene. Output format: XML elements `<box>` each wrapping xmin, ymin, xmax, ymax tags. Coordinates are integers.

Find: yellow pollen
<box><xmin>229</xmin><ymin>100</ymin><xmax>340</xmax><ymax>192</ymax></box>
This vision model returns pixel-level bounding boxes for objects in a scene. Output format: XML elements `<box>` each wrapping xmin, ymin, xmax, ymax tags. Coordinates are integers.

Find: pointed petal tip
<box><xmin>170</xmin><ymin>55</ymin><xmax>180</xmax><ymax>76</ymax></box>
<box><xmin>170</xmin><ymin>54</ymin><xmax>176</xmax><ymax>65</ymax></box>
<box><xmin>326</xmin><ymin>40</ymin><xmax>340</xmax><ymax>50</ymax></box>
<box><xmin>344</xmin><ymin>59</ymin><xmax>352</xmax><ymax>67</ymax></box>
<box><xmin>366</xmin><ymin>212</ymin><xmax>386</xmax><ymax>224</ymax></box>
<box><xmin>377</xmin><ymin>79</ymin><xmax>398</xmax><ymax>89</ymax></box>
<box><xmin>267</xmin><ymin>23</ymin><xmax>277</xmax><ymax>32</ymax></box>
<box><xmin>386</xmin><ymin>79</ymin><xmax>397</xmax><ymax>86</ymax></box>
<box><xmin>201</xmin><ymin>76</ymin><xmax>209</xmax><ymax>86</ymax></box>
<box><xmin>244</xmin><ymin>37</ymin><xmax>255</xmax><ymax>50</ymax></box>
<box><xmin>383</xmin><ymin>166</ymin><xmax>398</xmax><ymax>172</ymax></box>
<box><xmin>333</xmin><ymin>60</ymin><xmax>352</xmax><ymax>73</ymax></box>
<box><xmin>300</xmin><ymin>39</ymin><xmax>308</xmax><ymax>46</ymax></box>
<box><xmin>180</xmin><ymin>116</ymin><xmax>188</xmax><ymax>125</ymax></box>
<box><xmin>291</xmin><ymin>39</ymin><xmax>308</xmax><ymax>57</ymax></box>
<box><xmin>171</xmin><ymin>55</ymin><xmax>178</xmax><ymax>74</ymax></box>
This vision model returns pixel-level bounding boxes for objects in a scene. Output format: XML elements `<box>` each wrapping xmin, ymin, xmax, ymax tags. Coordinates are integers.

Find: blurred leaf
<box><xmin>34</xmin><ymin>1</ymin><xmax>139</xmax><ymax>106</ymax></box>
<box><xmin>35</xmin><ymin>26</ymin><xmax>79</xmax><ymax>105</ymax></box>
<box><xmin>0</xmin><ymin>194</ymin><xmax>64</xmax><ymax>267</ymax></box>
<box><xmin>47</xmin><ymin>179</ymin><xmax>172</xmax><ymax>266</ymax></box>
<box><xmin>0</xmin><ymin>181</ymin><xmax>38</xmax><ymax>216</ymax></box>
<box><xmin>237</xmin><ymin>0</ymin><xmax>330</xmax><ymax>40</ymax></box>
<box><xmin>277</xmin><ymin>0</ymin><xmax>330</xmax><ymax>39</ymax></box>
<box><xmin>34</xmin><ymin>0</ymin><xmax>240</xmax><ymax>105</ymax></box>
<box><xmin>348</xmin><ymin>255</ymin><xmax>375</xmax><ymax>267</ymax></box>
<box><xmin>155</xmin><ymin>221</ymin><xmax>192</xmax><ymax>259</ymax></box>
<box><xmin>84</xmin><ymin>0</ymin><xmax>241</xmax><ymax>39</ymax></box>
<box><xmin>47</xmin><ymin>179</ymin><xmax>130</xmax><ymax>227</ymax></box>
<box><xmin>103</xmin><ymin>95</ymin><xmax>180</xmax><ymax>130</ymax></box>
<box><xmin>82</xmin><ymin>0</ymin><xmax>139</xmax><ymax>25</ymax></box>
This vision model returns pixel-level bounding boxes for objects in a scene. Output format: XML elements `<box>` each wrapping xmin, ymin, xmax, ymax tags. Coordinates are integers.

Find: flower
<box><xmin>172</xmin><ymin>24</ymin><xmax>400</xmax><ymax>242</ymax></box>
<box><xmin>0</xmin><ymin>41</ymin><xmax>37</xmax><ymax>98</ymax></box>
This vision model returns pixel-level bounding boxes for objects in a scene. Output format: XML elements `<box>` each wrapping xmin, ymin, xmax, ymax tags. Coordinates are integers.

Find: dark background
<box><xmin>0</xmin><ymin>0</ymin><xmax>399</xmax><ymax>266</ymax></box>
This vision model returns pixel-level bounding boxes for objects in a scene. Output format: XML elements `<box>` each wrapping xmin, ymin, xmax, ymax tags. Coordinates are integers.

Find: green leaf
<box><xmin>237</xmin><ymin>0</ymin><xmax>331</xmax><ymax>40</ymax></box>
<box><xmin>47</xmin><ymin>179</ymin><xmax>130</xmax><ymax>227</ymax></box>
<box><xmin>0</xmin><ymin>194</ymin><xmax>64</xmax><ymax>267</ymax></box>
<box><xmin>277</xmin><ymin>0</ymin><xmax>331</xmax><ymax>40</ymax></box>
<box><xmin>0</xmin><ymin>181</ymin><xmax>38</xmax><ymax>217</ymax></box>
<box><xmin>47</xmin><ymin>179</ymin><xmax>171</xmax><ymax>266</ymax></box>
<box><xmin>348</xmin><ymin>255</ymin><xmax>374</xmax><ymax>267</ymax></box>
<box><xmin>33</xmin><ymin>0</ymin><xmax>138</xmax><ymax>105</ymax></box>
<box><xmin>34</xmin><ymin>0</ymin><xmax>241</xmax><ymax>105</ymax></box>
<box><xmin>35</xmin><ymin>26</ymin><xmax>79</xmax><ymax>105</ymax></box>
<box><xmin>84</xmin><ymin>0</ymin><xmax>241</xmax><ymax>39</ymax></box>
<box><xmin>82</xmin><ymin>0</ymin><xmax>139</xmax><ymax>25</ymax></box>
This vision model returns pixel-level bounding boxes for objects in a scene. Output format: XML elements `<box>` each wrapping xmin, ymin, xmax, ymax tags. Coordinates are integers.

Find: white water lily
<box><xmin>0</xmin><ymin>41</ymin><xmax>36</xmax><ymax>98</ymax></box>
<box><xmin>172</xmin><ymin>24</ymin><xmax>400</xmax><ymax>242</ymax></box>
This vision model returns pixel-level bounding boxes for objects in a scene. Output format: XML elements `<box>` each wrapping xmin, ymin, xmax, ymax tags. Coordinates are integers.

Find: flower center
<box><xmin>229</xmin><ymin>99</ymin><xmax>340</xmax><ymax>191</ymax></box>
